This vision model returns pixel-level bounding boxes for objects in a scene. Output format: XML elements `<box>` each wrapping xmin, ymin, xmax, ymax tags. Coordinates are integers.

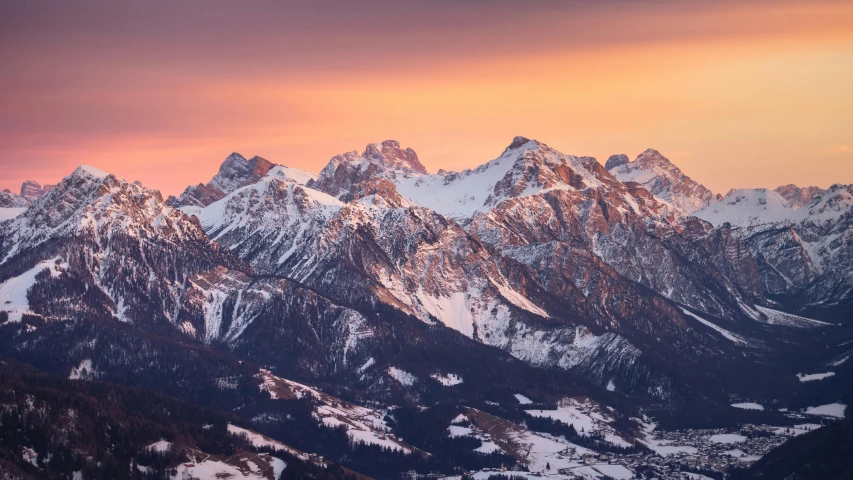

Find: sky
<box><xmin>1</xmin><ymin>0</ymin><xmax>852</xmax><ymax>197</ymax></box>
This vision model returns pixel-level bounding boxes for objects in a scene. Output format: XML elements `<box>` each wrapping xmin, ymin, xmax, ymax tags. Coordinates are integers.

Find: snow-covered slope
<box><xmin>694</xmin><ymin>188</ymin><xmax>796</xmax><ymax>229</ymax></box>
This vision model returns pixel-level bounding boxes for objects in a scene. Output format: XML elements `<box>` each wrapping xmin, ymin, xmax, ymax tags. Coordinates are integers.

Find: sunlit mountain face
<box><xmin>1</xmin><ymin>2</ymin><xmax>851</xmax><ymax>479</ymax></box>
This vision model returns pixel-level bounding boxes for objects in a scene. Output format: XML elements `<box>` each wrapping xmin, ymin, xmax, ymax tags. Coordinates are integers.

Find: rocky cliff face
<box><xmin>0</xmin><ymin>189</ymin><xmax>29</xmax><ymax>208</ymax></box>
<box><xmin>19</xmin><ymin>180</ymin><xmax>55</xmax><ymax>202</ymax></box>
<box><xmin>774</xmin><ymin>184</ymin><xmax>826</xmax><ymax>209</ymax></box>
<box><xmin>607</xmin><ymin>148</ymin><xmax>721</xmax><ymax>214</ymax></box>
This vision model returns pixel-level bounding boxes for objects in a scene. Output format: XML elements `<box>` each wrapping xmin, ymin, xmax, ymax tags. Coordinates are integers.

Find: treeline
<box><xmin>0</xmin><ymin>359</ymin><xmax>242</xmax><ymax>479</ymax></box>
<box><xmin>522</xmin><ymin>413</ymin><xmax>648</xmax><ymax>455</ymax></box>
<box><xmin>0</xmin><ymin>360</ymin><xmax>359</xmax><ymax>480</ymax></box>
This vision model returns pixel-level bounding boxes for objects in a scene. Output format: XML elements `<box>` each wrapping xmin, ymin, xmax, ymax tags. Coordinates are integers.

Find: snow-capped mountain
<box><xmin>694</xmin><ymin>188</ymin><xmax>796</xmax><ymax>229</ymax></box>
<box><xmin>1</xmin><ymin>138</ymin><xmax>850</xmax><ymax>480</ymax></box>
<box><xmin>693</xmin><ymin>184</ymin><xmax>853</xmax><ymax>307</ymax></box>
<box><xmin>607</xmin><ymin>148</ymin><xmax>721</xmax><ymax>214</ymax></box>
<box><xmin>184</xmin><ymin>137</ymin><xmax>809</xmax><ymax>400</ymax></box>
<box><xmin>192</xmin><ymin>153</ymin><xmax>657</xmax><ymax>393</ymax></box>
<box><xmin>167</xmin><ymin>152</ymin><xmax>313</xmax><ymax>208</ymax></box>
<box><xmin>0</xmin><ymin>165</ymin><xmax>241</xmax><ymax>328</ymax></box>
<box><xmin>311</xmin><ymin>137</ymin><xmax>609</xmax><ymax>221</ymax></box>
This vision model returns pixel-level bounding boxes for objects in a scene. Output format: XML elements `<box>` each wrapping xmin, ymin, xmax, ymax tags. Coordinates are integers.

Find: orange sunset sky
<box><xmin>1</xmin><ymin>0</ymin><xmax>852</xmax><ymax>196</ymax></box>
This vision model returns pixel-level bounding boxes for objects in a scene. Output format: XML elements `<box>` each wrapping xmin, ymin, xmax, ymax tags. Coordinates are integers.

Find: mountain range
<box><xmin>0</xmin><ymin>137</ymin><xmax>850</xmax><ymax>480</ymax></box>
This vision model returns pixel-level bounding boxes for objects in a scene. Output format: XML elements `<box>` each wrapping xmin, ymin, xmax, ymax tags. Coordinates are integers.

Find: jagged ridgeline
<box><xmin>0</xmin><ymin>137</ymin><xmax>850</xmax><ymax>479</ymax></box>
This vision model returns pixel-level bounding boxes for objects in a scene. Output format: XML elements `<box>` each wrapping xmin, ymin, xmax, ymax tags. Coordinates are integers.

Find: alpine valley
<box><xmin>1</xmin><ymin>137</ymin><xmax>850</xmax><ymax>480</ymax></box>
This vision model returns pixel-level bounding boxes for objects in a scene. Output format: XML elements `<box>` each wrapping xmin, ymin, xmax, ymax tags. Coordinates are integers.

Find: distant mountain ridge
<box><xmin>0</xmin><ymin>136</ymin><xmax>850</xmax><ymax>479</ymax></box>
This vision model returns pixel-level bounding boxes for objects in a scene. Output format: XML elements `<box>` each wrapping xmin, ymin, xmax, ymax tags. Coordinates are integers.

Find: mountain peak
<box><xmin>608</xmin><ymin>149</ymin><xmax>717</xmax><ymax>214</ymax></box>
<box><xmin>362</xmin><ymin>140</ymin><xmax>426</xmax><ymax>174</ymax></box>
<box><xmin>71</xmin><ymin>164</ymin><xmax>110</xmax><ymax>180</ymax></box>
<box><xmin>508</xmin><ymin>136</ymin><xmax>532</xmax><ymax>150</ymax></box>
<box><xmin>605</xmin><ymin>154</ymin><xmax>630</xmax><ymax>170</ymax></box>
<box><xmin>635</xmin><ymin>148</ymin><xmax>672</xmax><ymax>166</ymax></box>
<box><xmin>168</xmin><ymin>152</ymin><xmax>281</xmax><ymax>208</ymax></box>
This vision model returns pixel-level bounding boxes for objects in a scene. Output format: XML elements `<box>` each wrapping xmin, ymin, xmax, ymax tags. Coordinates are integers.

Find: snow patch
<box><xmin>805</xmin><ymin>403</ymin><xmax>846</xmax><ymax>418</ymax></box>
<box><xmin>681</xmin><ymin>308</ymin><xmax>748</xmax><ymax>346</ymax></box>
<box><xmin>709</xmin><ymin>434</ymin><xmax>746</xmax><ymax>444</ymax></box>
<box><xmin>514</xmin><ymin>394</ymin><xmax>533</xmax><ymax>405</ymax></box>
<box><xmin>431</xmin><ymin>373</ymin><xmax>463</xmax><ymax>386</ymax></box>
<box><xmin>797</xmin><ymin>372</ymin><xmax>835</xmax><ymax>382</ymax></box>
<box><xmin>387</xmin><ymin>367</ymin><xmax>416</xmax><ymax>386</ymax></box>
<box><xmin>731</xmin><ymin>403</ymin><xmax>764</xmax><ymax>411</ymax></box>
<box><xmin>145</xmin><ymin>440</ymin><xmax>172</xmax><ymax>453</ymax></box>
<box><xmin>69</xmin><ymin>359</ymin><xmax>97</xmax><ymax>380</ymax></box>
<box><xmin>0</xmin><ymin>257</ymin><xmax>64</xmax><ymax>322</ymax></box>
<box><xmin>755</xmin><ymin>305</ymin><xmax>832</xmax><ymax>328</ymax></box>
<box><xmin>357</xmin><ymin>357</ymin><xmax>375</xmax><ymax>374</ymax></box>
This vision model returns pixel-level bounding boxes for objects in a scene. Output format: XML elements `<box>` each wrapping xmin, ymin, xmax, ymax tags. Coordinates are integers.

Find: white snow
<box><xmin>709</xmin><ymin>434</ymin><xmax>746</xmax><ymax>444</ymax></box>
<box><xmin>681</xmin><ymin>308</ymin><xmax>748</xmax><ymax>346</ymax></box>
<box><xmin>73</xmin><ymin>164</ymin><xmax>110</xmax><ymax>179</ymax></box>
<box><xmin>22</xmin><ymin>447</ymin><xmax>38</xmax><ymax>467</ymax></box>
<box><xmin>514</xmin><ymin>394</ymin><xmax>533</xmax><ymax>405</ymax></box>
<box><xmin>340</xmin><ymin>138</ymin><xmax>603</xmax><ymax>220</ymax></box>
<box><xmin>473</xmin><ymin>441</ymin><xmax>501</xmax><ymax>454</ymax></box>
<box><xmin>270</xmin><ymin>457</ymin><xmax>286</xmax><ymax>479</ymax></box>
<box><xmin>0</xmin><ymin>257</ymin><xmax>64</xmax><ymax>322</ymax></box>
<box><xmin>525</xmin><ymin>398</ymin><xmax>632</xmax><ymax>447</ymax></box>
<box><xmin>415</xmin><ymin>290</ymin><xmax>476</xmax><ymax>337</ymax></box>
<box><xmin>356</xmin><ymin>357</ymin><xmax>375</xmax><ymax>374</ymax></box>
<box><xmin>387</xmin><ymin>366</ymin><xmax>416</xmax><ymax>386</ymax></box>
<box><xmin>805</xmin><ymin>403</ymin><xmax>846</xmax><ymax>418</ymax></box>
<box><xmin>754</xmin><ymin>306</ymin><xmax>832</xmax><ymax>328</ymax></box>
<box><xmin>169</xmin><ymin>459</ymin><xmax>269</xmax><ymax>480</ymax></box>
<box><xmin>694</xmin><ymin>188</ymin><xmax>796</xmax><ymax>229</ymax></box>
<box><xmin>797</xmin><ymin>372</ymin><xmax>835</xmax><ymax>382</ymax></box>
<box><xmin>228</xmin><ymin>424</ymin><xmax>290</xmax><ymax>452</ymax></box>
<box><xmin>145</xmin><ymin>440</ymin><xmax>172</xmax><ymax>453</ymax></box>
<box><xmin>69</xmin><ymin>359</ymin><xmax>97</xmax><ymax>380</ymax></box>
<box><xmin>731</xmin><ymin>403</ymin><xmax>764</xmax><ymax>411</ymax></box>
<box><xmin>266</xmin><ymin>165</ymin><xmax>316</xmax><ymax>185</ymax></box>
<box><xmin>830</xmin><ymin>355</ymin><xmax>849</xmax><ymax>367</ymax></box>
<box><xmin>431</xmin><ymin>373</ymin><xmax>463</xmax><ymax>386</ymax></box>
<box><xmin>448</xmin><ymin>425</ymin><xmax>473</xmax><ymax>437</ymax></box>
<box><xmin>771</xmin><ymin>423</ymin><xmax>821</xmax><ymax>436</ymax></box>
<box><xmin>450</xmin><ymin>414</ymin><xmax>468</xmax><ymax>425</ymax></box>
<box><xmin>572</xmin><ymin>464</ymin><xmax>634</xmax><ymax>480</ymax></box>
<box><xmin>0</xmin><ymin>207</ymin><xmax>26</xmax><ymax>221</ymax></box>
<box><xmin>606</xmin><ymin>380</ymin><xmax>616</xmax><ymax>392</ymax></box>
